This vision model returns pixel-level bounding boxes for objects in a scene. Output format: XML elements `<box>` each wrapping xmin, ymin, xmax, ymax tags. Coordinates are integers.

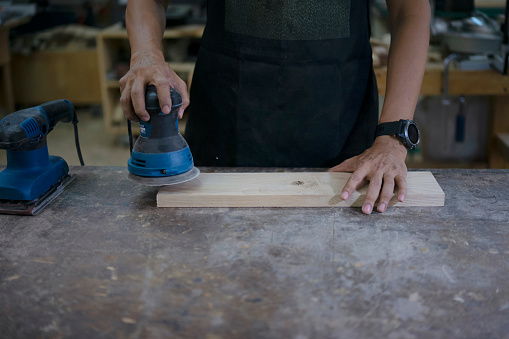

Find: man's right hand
<box><xmin>119</xmin><ymin>49</ymin><xmax>190</xmax><ymax>122</ymax></box>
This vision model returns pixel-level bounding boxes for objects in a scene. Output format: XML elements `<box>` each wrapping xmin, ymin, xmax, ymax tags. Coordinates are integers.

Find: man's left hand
<box><xmin>328</xmin><ymin>136</ymin><xmax>408</xmax><ymax>214</ymax></box>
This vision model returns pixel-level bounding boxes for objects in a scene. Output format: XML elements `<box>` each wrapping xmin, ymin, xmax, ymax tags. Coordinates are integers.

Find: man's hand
<box><xmin>121</xmin><ymin>0</ymin><xmax>186</xmax><ymax>122</ymax></box>
<box><xmin>328</xmin><ymin>136</ymin><xmax>408</xmax><ymax>215</ymax></box>
<box><xmin>330</xmin><ymin>0</ymin><xmax>429</xmax><ymax>215</ymax></box>
<box><xmin>119</xmin><ymin>50</ymin><xmax>189</xmax><ymax>122</ymax></box>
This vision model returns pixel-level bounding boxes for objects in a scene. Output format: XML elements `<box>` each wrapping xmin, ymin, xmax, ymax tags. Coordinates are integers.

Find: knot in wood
<box><xmin>292</xmin><ymin>180</ymin><xmax>305</xmax><ymax>186</ymax></box>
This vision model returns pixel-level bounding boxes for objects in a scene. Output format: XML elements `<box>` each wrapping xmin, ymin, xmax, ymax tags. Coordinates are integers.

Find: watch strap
<box><xmin>374</xmin><ymin>121</ymin><xmax>401</xmax><ymax>138</ymax></box>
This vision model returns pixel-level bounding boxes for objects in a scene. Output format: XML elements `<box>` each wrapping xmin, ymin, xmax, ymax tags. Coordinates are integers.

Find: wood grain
<box><xmin>157</xmin><ymin>171</ymin><xmax>445</xmax><ymax>208</ymax></box>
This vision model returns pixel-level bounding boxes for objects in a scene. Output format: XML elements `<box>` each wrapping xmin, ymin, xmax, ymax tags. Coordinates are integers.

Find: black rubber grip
<box><xmin>145</xmin><ymin>85</ymin><xmax>183</xmax><ymax>114</ymax></box>
<box><xmin>40</xmin><ymin>100</ymin><xmax>74</xmax><ymax>129</ymax></box>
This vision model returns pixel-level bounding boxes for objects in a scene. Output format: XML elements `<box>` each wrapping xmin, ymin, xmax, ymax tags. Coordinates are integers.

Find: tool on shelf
<box><xmin>127</xmin><ymin>85</ymin><xmax>199</xmax><ymax>186</ymax></box>
<box><xmin>431</xmin><ymin>0</ymin><xmax>504</xmax><ymax>71</ymax></box>
<box><xmin>0</xmin><ymin>100</ymin><xmax>84</xmax><ymax>215</ymax></box>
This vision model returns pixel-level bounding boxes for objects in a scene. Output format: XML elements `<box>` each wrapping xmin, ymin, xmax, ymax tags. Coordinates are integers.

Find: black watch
<box><xmin>374</xmin><ymin>119</ymin><xmax>420</xmax><ymax>150</ymax></box>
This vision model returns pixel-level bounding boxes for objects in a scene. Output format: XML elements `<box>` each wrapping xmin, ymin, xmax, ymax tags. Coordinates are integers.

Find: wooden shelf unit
<box><xmin>376</xmin><ymin>64</ymin><xmax>509</xmax><ymax>169</ymax></box>
<box><xmin>11</xmin><ymin>49</ymin><xmax>101</xmax><ymax>106</ymax></box>
<box><xmin>96</xmin><ymin>23</ymin><xmax>204</xmax><ymax>135</ymax></box>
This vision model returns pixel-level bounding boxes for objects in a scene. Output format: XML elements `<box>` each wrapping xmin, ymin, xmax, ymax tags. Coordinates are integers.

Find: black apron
<box><xmin>185</xmin><ymin>0</ymin><xmax>378</xmax><ymax>167</ymax></box>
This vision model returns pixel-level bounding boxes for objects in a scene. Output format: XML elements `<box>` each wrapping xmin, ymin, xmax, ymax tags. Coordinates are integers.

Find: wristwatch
<box><xmin>374</xmin><ymin>119</ymin><xmax>420</xmax><ymax>150</ymax></box>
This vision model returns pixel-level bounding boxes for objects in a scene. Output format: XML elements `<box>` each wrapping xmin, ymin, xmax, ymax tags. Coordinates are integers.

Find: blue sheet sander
<box><xmin>127</xmin><ymin>85</ymin><xmax>199</xmax><ymax>186</ymax></box>
<box><xmin>0</xmin><ymin>100</ymin><xmax>80</xmax><ymax>215</ymax></box>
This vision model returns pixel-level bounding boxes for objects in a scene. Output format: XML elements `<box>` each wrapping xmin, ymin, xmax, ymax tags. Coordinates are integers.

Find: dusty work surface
<box><xmin>0</xmin><ymin>167</ymin><xmax>508</xmax><ymax>338</ymax></box>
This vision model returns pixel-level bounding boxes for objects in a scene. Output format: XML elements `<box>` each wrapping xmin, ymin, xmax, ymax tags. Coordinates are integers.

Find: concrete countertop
<box><xmin>1</xmin><ymin>167</ymin><xmax>508</xmax><ymax>338</ymax></box>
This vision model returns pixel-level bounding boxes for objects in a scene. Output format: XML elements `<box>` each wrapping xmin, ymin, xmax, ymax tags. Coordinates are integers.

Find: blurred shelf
<box><xmin>375</xmin><ymin>63</ymin><xmax>509</xmax><ymax>96</ymax></box>
<box><xmin>100</xmin><ymin>23</ymin><xmax>204</xmax><ymax>39</ymax></box>
<box><xmin>106</xmin><ymin>80</ymin><xmax>120</xmax><ymax>89</ymax></box>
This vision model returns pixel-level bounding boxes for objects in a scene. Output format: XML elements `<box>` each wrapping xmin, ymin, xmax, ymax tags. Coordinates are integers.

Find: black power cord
<box><xmin>127</xmin><ymin>119</ymin><xmax>134</xmax><ymax>156</ymax></box>
<box><xmin>72</xmin><ymin>110</ymin><xmax>85</xmax><ymax>166</ymax></box>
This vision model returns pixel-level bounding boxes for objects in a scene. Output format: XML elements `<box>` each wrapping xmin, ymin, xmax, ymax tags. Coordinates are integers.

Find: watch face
<box><xmin>408</xmin><ymin>123</ymin><xmax>419</xmax><ymax>144</ymax></box>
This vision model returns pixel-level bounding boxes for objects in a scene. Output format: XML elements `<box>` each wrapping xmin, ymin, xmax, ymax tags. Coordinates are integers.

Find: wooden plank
<box><xmin>157</xmin><ymin>171</ymin><xmax>444</xmax><ymax>208</ymax></box>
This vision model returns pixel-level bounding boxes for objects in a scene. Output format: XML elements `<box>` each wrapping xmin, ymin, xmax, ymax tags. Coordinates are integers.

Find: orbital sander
<box><xmin>0</xmin><ymin>100</ymin><xmax>84</xmax><ymax>215</ymax></box>
<box><xmin>127</xmin><ymin>85</ymin><xmax>199</xmax><ymax>186</ymax></box>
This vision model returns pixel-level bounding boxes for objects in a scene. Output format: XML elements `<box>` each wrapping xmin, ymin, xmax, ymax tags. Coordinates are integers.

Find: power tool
<box><xmin>0</xmin><ymin>100</ymin><xmax>84</xmax><ymax>216</ymax></box>
<box><xmin>127</xmin><ymin>85</ymin><xmax>199</xmax><ymax>186</ymax></box>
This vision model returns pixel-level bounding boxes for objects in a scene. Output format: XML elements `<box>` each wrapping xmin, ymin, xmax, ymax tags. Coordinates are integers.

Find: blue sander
<box><xmin>127</xmin><ymin>85</ymin><xmax>199</xmax><ymax>186</ymax></box>
<box><xmin>0</xmin><ymin>100</ymin><xmax>84</xmax><ymax>215</ymax></box>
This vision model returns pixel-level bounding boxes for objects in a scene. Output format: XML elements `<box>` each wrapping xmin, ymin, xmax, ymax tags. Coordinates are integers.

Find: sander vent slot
<box><xmin>21</xmin><ymin>118</ymin><xmax>41</xmax><ymax>139</ymax></box>
<box><xmin>131</xmin><ymin>157</ymin><xmax>146</xmax><ymax>167</ymax></box>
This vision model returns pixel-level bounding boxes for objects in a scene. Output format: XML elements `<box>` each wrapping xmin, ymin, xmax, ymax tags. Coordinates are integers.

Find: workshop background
<box><xmin>1</xmin><ymin>0</ymin><xmax>509</xmax><ymax>169</ymax></box>
<box><xmin>2</xmin><ymin>1</ymin><xmax>509</xmax><ymax>338</ymax></box>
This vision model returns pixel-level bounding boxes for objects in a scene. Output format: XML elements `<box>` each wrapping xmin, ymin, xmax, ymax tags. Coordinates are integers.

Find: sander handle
<box><xmin>0</xmin><ymin>100</ymin><xmax>75</xmax><ymax>151</ymax></box>
<box><xmin>40</xmin><ymin>100</ymin><xmax>75</xmax><ymax>132</ymax></box>
<box><xmin>145</xmin><ymin>85</ymin><xmax>183</xmax><ymax>115</ymax></box>
<box><xmin>138</xmin><ymin>85</ymin><xmax>183</xmax><ymax>140</ymax></box>
<box><xmin>127</xmin><ymin>86</ymin><xmax>183</xmax><ymax>155</ymax></box>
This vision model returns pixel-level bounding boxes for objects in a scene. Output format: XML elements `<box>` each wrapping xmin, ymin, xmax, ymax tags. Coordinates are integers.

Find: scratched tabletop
<box><xmin>1</xmin><ymin>167</ymin><xmax>508</xmax><ymax>338</ymax></box>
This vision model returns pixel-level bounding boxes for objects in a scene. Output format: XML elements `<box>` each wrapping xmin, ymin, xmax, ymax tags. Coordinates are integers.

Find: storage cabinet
<box><xmin>96</xmin><ymin>23</ymin><xmax>204</xmax><ymax>134</ymax></box>
<box><xmin>12</xmin><ymin>49</ymin><xmax>101</xmax><ymax>106</ymax></box>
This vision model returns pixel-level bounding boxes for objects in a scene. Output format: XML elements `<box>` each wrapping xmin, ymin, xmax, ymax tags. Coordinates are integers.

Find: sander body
<box><xmin>0</xmin><ymin>100</ymin><xmax>79</xmax><ymax>215</ymax></box>
<box><xmin>127</xmin><ymin>86</ymin><xmax>199</xmax><ymax>186</ymax></box>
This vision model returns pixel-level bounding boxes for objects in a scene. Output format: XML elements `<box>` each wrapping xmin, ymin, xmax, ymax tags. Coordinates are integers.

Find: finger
<box><xmin>340</xmin><ymin>167</ymin><xmax>369</xmax><ymax>201</ymax></box>
<box><xmin>395</xmin><ymin>174</ymin><xmax>407</xmax><ymax>202</ymax></box>
<box><xmin>174</xmin><ymin>80</ymin><xmax>189</xmax><ymax>119</ymax></box>
<box><xmin>377</xmin><ymin>175</ymin><xmax>395</xmax><ymax>213</ymax></box>
<box><xmin>131</xmin><ymin>80</ymin><xmax>150</xmax><ymax>121</ymax></box>
<box><xmin>328</xmin><ymin>157</ymin><xmax>356</xmax><ymax>173</ymax></box>
<box><xmin>120</xmin><ymin>85</ymin><xmax>139</xmax><ymax>122</ymax></box>
<box><xmin>153</xmin><ymin>78</ymin><xmax>172</xmax><ymax>114</ymax></box>
<box><xmin>119</xmin><ymin>77</ymin><xmax>125</xmax><ymax>93</ymax></box>
<box><xmin>363</xmin><ymin>174</ymin><xmax>383</xmax><ymax>215</ymax></box>
<box><xmin>178</xmin><ymin>106</ymin><xmax>186</xmax><ymax>119</ymax></box>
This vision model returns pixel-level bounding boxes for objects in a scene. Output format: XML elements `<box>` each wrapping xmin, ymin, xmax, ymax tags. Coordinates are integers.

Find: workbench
<box><xmin>1</xmin><ymin>167</ymin><xmax>508</xmax><ymax>338</ymax></box>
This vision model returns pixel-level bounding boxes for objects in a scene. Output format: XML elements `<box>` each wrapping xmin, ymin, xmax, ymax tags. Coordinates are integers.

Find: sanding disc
<box><xmin>127</xmin><ymin>167</ymin><xmax>200</xmax><ymax>186</ymax></box>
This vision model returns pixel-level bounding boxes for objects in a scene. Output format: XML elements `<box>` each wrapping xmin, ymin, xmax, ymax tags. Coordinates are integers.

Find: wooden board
<box><xmin>157</xmin><ymin>171</ymin><xmax>445</xmax><ymax>208</ymax></box>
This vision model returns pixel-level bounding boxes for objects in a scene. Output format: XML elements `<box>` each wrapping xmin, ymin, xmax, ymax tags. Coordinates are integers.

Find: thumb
<box><xmin>328</xmin><ymin>157</ymin><xmax>356</xmax><ymax>173</ymax></box>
